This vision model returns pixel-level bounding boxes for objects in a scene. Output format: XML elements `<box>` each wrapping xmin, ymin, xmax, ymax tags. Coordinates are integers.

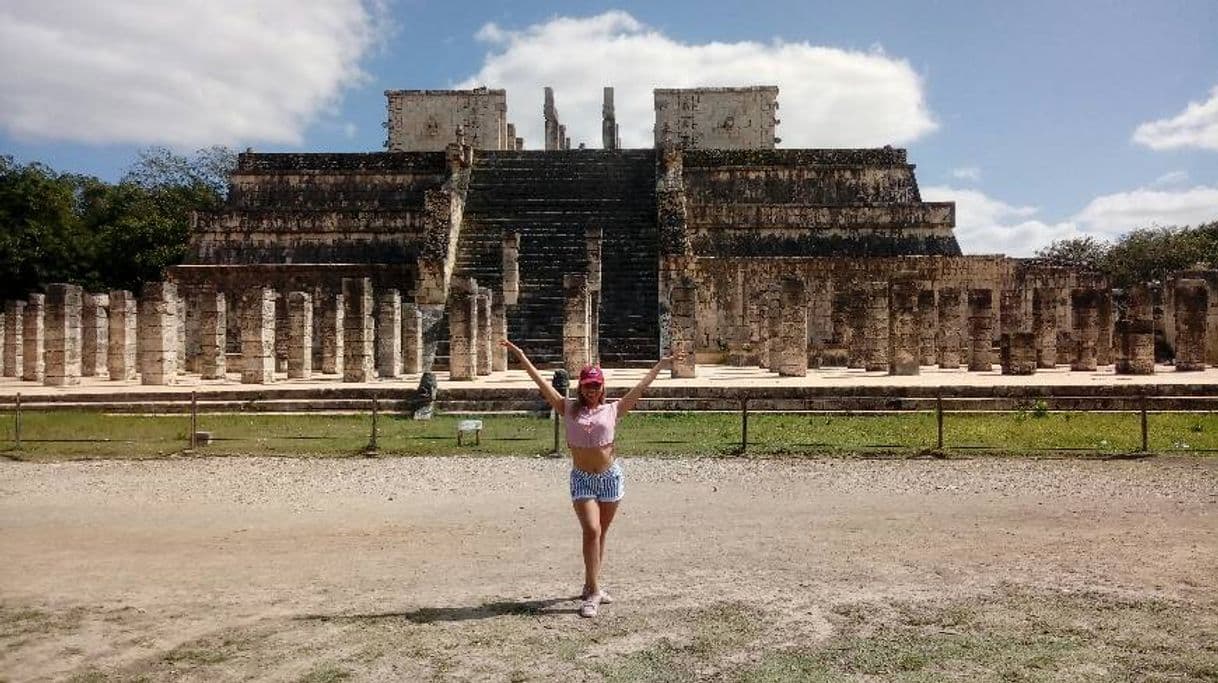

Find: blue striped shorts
<box><xmin>570</xmin><ymin>461</ymin><xmax>624</xmax><ymax>502</ymax></box>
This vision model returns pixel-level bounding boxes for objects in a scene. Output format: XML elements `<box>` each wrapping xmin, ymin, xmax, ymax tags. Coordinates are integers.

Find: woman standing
<box><xmin>499</xmin><ymin>340</ymin><xmax>675</xmax><ymax>618</ymax></box>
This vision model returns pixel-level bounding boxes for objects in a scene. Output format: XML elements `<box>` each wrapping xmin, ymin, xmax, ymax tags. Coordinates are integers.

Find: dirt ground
<box><xmin>1</xmin><ymin>455</ymin><xmax>1216</xmax><ymax>682</ymax></box>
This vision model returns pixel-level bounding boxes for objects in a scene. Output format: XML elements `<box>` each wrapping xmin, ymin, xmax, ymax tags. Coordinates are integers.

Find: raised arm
<box><xmin>617</xmin><ymin>354</ymin><xmax>676</xmax><ymax>418</ymax></box>
<box><xmin>500</xmin><ymin>339</ymin><xmax>565</xmax><ymax>413</ymax></box>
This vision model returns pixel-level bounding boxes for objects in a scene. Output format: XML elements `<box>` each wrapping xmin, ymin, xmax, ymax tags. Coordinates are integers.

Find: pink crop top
<box><xmin>564</xmin><ymin>399</ymin><xmax>620</xmax><ymax>448</ymax></box>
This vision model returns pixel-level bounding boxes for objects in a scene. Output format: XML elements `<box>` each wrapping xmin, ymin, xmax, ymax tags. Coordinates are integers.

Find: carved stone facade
<box><xmin>654</xmin><ymin>86</ymin><xmax>779</xmax><ymax>149</ymax></box>
<box><xmin>386</xmin><ymin>88</ymin><xmax>512</xmax><ymax>151</ymax></box>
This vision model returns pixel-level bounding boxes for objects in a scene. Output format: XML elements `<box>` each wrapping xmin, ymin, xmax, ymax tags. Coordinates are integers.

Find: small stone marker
<box><xmin>457</xmin><ymin>419</ymin><xmax>483</xmax><ymax>446</ymax></box>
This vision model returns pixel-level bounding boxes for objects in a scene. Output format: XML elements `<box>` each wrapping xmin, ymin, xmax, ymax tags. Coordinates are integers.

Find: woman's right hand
<box><xmin>499</xmin><ymin>339</ymin><xmax>520</xmax><ymax>355</ymax></box>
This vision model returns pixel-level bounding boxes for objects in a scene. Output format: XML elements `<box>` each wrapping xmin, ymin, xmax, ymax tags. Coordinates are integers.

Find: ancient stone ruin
<box><xmin>3</xmin><ymin>86</ymin><xmax>1216</xmax><ymax>386</ymax></box>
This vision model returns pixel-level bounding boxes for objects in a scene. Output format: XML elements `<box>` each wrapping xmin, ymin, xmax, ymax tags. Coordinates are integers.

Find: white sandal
<box><xmin>579</xmin><ymin>593</ymin><xmax>601</xmax><ymax>618</ymax></box>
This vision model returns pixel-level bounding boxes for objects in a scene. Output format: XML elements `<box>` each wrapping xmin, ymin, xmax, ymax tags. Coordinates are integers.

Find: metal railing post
<box><xmin>368</xmin><ymin>396</ymin><xmax>380</xmax><ymax>454</ymax></box>
<box><xmin>14</xmin><ymin>392</ymin><xmax>21</xmax><ymax>450</ymax></box>
<box><xmin>1140</xmin><ymin>393</ymin><xmax>1149</xmax><ymax>452</ymax></box>
<box><xmin>189</xmin><ymin>391</ymin><xmax>198</xmax><ymax>451</ymax></box>
<box><xmin>936</xmin><ymin>391</ymin><xmax>944</xmax><ymax>451</ymax></box>
<box><xmin>740</xmin><ymin>397</ymin><xmax>749</xmax><ymax>452</ymax></box>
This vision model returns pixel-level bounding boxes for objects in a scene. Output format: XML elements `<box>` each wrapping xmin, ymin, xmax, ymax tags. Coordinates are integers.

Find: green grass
<box><xmin>1</xmin><ymin>409</ymin><xmax>1217</xmax><ymax>460</ymax></box>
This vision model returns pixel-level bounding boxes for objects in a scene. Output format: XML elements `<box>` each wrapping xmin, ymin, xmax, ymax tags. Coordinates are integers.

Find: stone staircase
<box><xmin>447</xmin><ymin>150</ymin><xmax>660</xmax><ymax>366</ymax></box>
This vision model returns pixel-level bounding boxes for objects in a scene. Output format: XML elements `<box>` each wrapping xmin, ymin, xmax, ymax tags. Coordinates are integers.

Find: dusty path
<box><xmin>2</xmin><ymin>456</ymin><xmax>1216</xmax><ymax>681</ymax></box>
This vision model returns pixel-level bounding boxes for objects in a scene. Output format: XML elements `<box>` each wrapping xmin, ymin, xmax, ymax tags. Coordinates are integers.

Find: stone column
<box><xmin>240</xmin><ymin>287</ymin><xmax>275</xmax><ymax>384</ymax></box>
<box><xmin>184</xmin><ymin>292</ymin><xmax>201</xmax><ymax>374</ymax></box>
<box><xmin>586</xmin><ymin>227</ymin><xmax>603</xmax><ymax>365</ymax></box>
<box><xmin>562</xmin><ymin>274</ymin><xmax>590</xmax><ymax>377</ymax></box>
<box><xmin>175</xmin><ymin>294</ymin><xmax>187</xmax><ymax>374</ymax></box>
<box><xmin>727</xmin><ymin>266</ymin><xmax>750</xmax><ymax>366</ymax></box>
<box><xmin>936</xmin><ymin>288</ymin><xmax>963</xmax><ymax>369</ymax></box>
<box><xmin>888</xmin><ymin>276</ymin><xmax>919</xmax><ymax>375</ymax></box>
<box><xmin>1001</xmin><ymin>332</ymin><xmax>1037</xmax><ymax>375</ymax></box>
<box><xmin>376</xmin><ymin>289</ymin><xmax>402</xmax><ymax>379</ymax></box>
<box><xmin>80</xmin><ymin>294</ymin><xmax>108</xmax><ymax>378</ymax></box>
<box><xmin>502</xmin><ymin>232</ymin><xmax>520</xmax><ymax>306</ymax></box>
<box><xmin>1032</xmin><ymin>288</ymin><xmax>1058</xmax><ymax>369</ymax></box>
<box><xmin>23</xmin><ymin>293</ymin><xmax>46</xmax><ymax>382</ymax></box>
<box><xmin>778</xmin><ymin>277</ymin><xmax>808</xmax><ymax>377</ymax></box>
<box><xmin>999</xmin><ymin>289</ymin><xmax>1025</xmax><ymax>337</ymax></box>
<box><xmin>491</xmin><ymin>292</ymin><xmax>508</xmax><ymax>372</ymax></box>
<box><xmin>1070</xmin><ymin>288</ymin><xmax>1100</xmax><ymax>371</ymax></box>
<box><xmin>107</xmin><ymin>291</ymin><xmax>137</xmax><ymax>381</ymax></box>
<box><xmin>863</xmin><ymin>282</ymin><xmax>889</xmax><ymax>372</ymax></box>
<box><xmin>1174</xmin><ymin>279</ymin><xmax>1208</xmax><ymax>371</ymax></box>
<box><xmin>342</xmin><ymin>278</ymin><xmax>375</xmax><ymax>382</ymax></box>
<box><xmin>916</xmin><ymin>289</ymin><xmax>937</xmax><ymax>366</ymax></box>
<box><xmin>4</xmin><ymin>300</ymin><xmax>25</xmax><ymax>378</ymax></box>
<box><xmin>670</xmin><ymin>275</ymin><xmax>698</xmax><ymax>378</ymax></box>
<box><xmin>287</xmin><ymin>291</ymin><xmax>313</xmax><ymax>379</ymax></box>
<box><xmin>1096</xmin><ymin>291</ymin><xmax>1114</xmax><ymax>366</ymax></box>
<box><xmin>274</xmin><ymin>292</ymin><xmax>290</xmax><ymax>373</ymax></box>
<box><xmin>44</xmin><ymin>283</ymin><xmax>83</xmax><ymax>386</ymax></box>
<box><xmin>1116</xmin><ymin>284</ymin><xmax>1155</xmax><ymax>375</ymax></box>
<box><xmin>476</xmin><ymin>287</ymin><xmax>493</xmax><ymax>376</ymax></box>
<box><xmin>198</xmin><ymin>287</ymin><xmax>227</xmax><ymax>380</ymax></box>
<box><xmin>402</xmin><ymin>301</ymin><xmax>422</xmax><ymax>374</ymax></box>
<box><xmin>137</xmin><ymin>282</ymin><xmax>177</xmax><ymax>385</ymax></box>
<box><xmin>322</xmin><ymin>293</ymin><xmax>344</xmax><ymax>375</ymax></box>
<box><xmin>967</xmin><ymin>289</ymin><xmax>994</xmax><ymax>372</ymax></box>
<box><xmin>449</xmin><ymin>277</ymin><xmax>478</xmax><ymax>381</ymax></box>
<box><xmin>765</xmin><ymin>289</ymin><xmax>782</xmax><ymax>371</ymax></box>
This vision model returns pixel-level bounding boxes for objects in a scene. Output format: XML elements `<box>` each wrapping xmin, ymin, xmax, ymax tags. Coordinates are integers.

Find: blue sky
<box><xmin>2</xmin><ymin>0</ymin><xmax>1216</xmax><ymax>255</ymax></box>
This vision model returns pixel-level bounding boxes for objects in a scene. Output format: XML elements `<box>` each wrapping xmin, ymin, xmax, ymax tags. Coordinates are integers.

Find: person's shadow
<box><xmin>298</xmin><ymin>596</ymin><xmax>580</xmax><ymax>623</ymax></box>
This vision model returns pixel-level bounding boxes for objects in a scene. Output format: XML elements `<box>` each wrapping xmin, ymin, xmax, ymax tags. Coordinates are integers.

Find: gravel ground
<box><xmin>1</xmin><ymin>455</ymin><xmax>1216</xmax><ymax>681</ymax></box>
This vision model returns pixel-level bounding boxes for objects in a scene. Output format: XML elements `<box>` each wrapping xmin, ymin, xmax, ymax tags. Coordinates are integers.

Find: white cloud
<box><xmin>923</xmin><ymin>185</ymin><xmax>1081</xmax><ymax>257</ymax></box>
<box><xmin>950</xmin><ymin>166</ymin><xmax>981</xmax><ymax>182</ymax></box>
<box><xmin>458</xmin><ymin>11</ymin><xmax>937</xmax><ymax>149</ymax></box>
<box><xmin>1074</xmin><ymin>185</ymin><xmax>1218</xmax><ymax>234</ymax></box>
<box><xmin>1149</xmin><ymin>170</ymin><xmax>1189</xmax><ymax>188</ymax></box>
<box><xmin>0</xmin><ymin>0</ymin><xmax>384</xmax><ymax>147</ymax></box>
<box><xmin>924</xmin><ymin>182</ymin><xmax>1218</xmax><ymax>257</ymax></box>
<box><xmin>1132</xmin><ymin>86</ymin><xmax>1218</xmax><ymax>151</ymax></box>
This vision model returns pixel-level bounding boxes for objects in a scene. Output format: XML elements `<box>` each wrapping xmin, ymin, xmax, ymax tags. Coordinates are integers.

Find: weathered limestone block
<box><xmin>501</xmin><ymin>232</ymin><xmax>520</xmax><ymax>306</ymax></box>
<box><xmin>23</xmin><ymin>293</ymin><xmax>46</xmax><ymax>382</ymax></box>
<box><xmin>107</xmin><ymin>291</ymin><xmax>137</xmax><ymax>380</ymax></box>
<box><xmin>80</xmin><ymin>294</ymin><xmax>108</xmax><ymax>378</ymax></box>
<box><xmin>4</xmin><ymin>300</ymin><xmax>25</xmax><ymax>378</ymax></box>
<box><xmin>1032</xmin><ymin>288</ymin><xmax>1058</xmax><ymax>368</ymax></box>
<box><xmin>183</xmin><ymin>291</ymin><xmax>201</xmax><ymax>374</ymax></box>
<box><xmin>322</xmin><ymin>293</ymin><xmax>344</xmax><ymax>375</ymax></box>
<box><xmin>1000</xmin><ymin>332</ymin><xmax>1037</xmax><ymax>376</ymax></box>
<box><xmin>778</xmin><ymin>277</ymin><xmax>808</xmax><ymax>377</ymax></box>
<box><xmin>936</xmin><ymin>288</ymin><xmax>963</xmax><ymax>369</ymax></box>
<box><xmin>999</xmin><ymin>289</ymin><xmax>1025</xmax><ymax>338</ymax></box>
<box><xmin>863</xmin><ymin>282</ymin><xmax>889</xmax><ymax>372</ymax></box>
<box><xmin>563</xmin><ymin>274</ymin><xmax>590</xmax><ymax>377</ymax></box>
<box><xmin>588</xmin><ymin>289</ymin><xmax>601</xmax><ymax>367</ymax></box>
<box><xmin>1070</xmin><ymin>288</ymin><xmax>1101</xmax><ymax>372</ymax></box>
<box><xmin>888</xmin><ymin>276</ymin><xmax>919</xmax><ymax>376</ymax></box>
<box><xmin>44</xmin><ymin>284</ymin><xmax>83</xmax><ymax>386</ymax></box>
<box><xmin>766</xmin><ymin>291</ymin><xmax>782</xmax><ymax>372</ymax></box>
<box><xmin>491</xmin><ymin>292</ymin><xmax>508</xmax><ymax>372</ymax></box>
<box><xmin>376</xmin><ymin>289</ymin><xmax>402</xmax><ymax>379</ymax></box>
<box><xmin>806</xmin><ymin>281</ymin><xmax>830</xmax><ymax>369</ymax></box>
<box><xmin>967</xmin><ymin>289</ymin><xmax>994</xmax><ymax>372</ymax></box>
<box><xmin>476</xmin><ymin>288</ymin><xmax>493</xmax><ymax>376</ymax></box>
<box><xmin>726</xmin><ymin>265</ymin><xmax>750</xmax><ymax>366</ymax></box>
<box><xmin>175</xmin><ymin>294</ymin><xmax>187</xmax><ymax>373</ymax></box>
<box><xmin>198</xmin><ymin>287</ymin><xmax>227</xmax><ymax>380</ymax></box>
<box><xmin>138</xmin><ymin>282</ymin><xmax>177</xmax><ymax>385</ymax></box>
<box><xmin>916</xmin><ymin>289</ymin><xmax>937</xmax><ymax>366</ymax></box>
<box><xmin>449</xmin><ymin>277</ymin><xmax>479</xmax><ymax>381</ymax></box>
<box><xmin>1115</xmin><ymin>320</ymin><xmax>1155</xmax><ymax>375</ymax></box>
<box><xmin>670</xmin><ymin>276</ymin><xmax>698</xmax><ymax>378</ymax></box>
<box><xmin>240</xmin><ymin>287</ymin><xmax>276</xmax><ymax>384</ymax></box>
<box><xmin>342</xmin><ymin>278</ymin><xmax>375</xmax><ymax>382</ymax></box>
<box><xmin>402</xmin><ymin>301</ymin><xmax>422</xmax><ymax>374</ymax></box>
<box><xmin>1174</xmin><ymin>279</ymin><xmax>1208</xmax><ymax>371</ymax></box>
<box><xmin>274</xmin><ymin>292</ymin><xmax>290</xmax><ymax>373</ymax></box>
<box><xmin>287</xmin><ymin>291</ymin><xmax>313</xmax><ymax>379</ymax></box>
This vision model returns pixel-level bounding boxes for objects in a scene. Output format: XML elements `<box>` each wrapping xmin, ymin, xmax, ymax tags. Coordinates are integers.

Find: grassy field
<box><xmin>2</xmin><ymin>408</ymin><xmax>1218</xmax><ymax>460</ymax></box>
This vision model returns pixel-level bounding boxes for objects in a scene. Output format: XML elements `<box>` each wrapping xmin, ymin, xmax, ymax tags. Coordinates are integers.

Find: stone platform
<box><xmin>2</xmin><ymin>365</ymin><xmax>1216</xmax><ymax>413</ymax></box>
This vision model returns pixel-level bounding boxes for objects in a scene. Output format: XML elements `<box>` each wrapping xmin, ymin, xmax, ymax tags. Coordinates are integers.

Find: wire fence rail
<box><xmin>2</xmin><ymin>391</ymin><xmax>1217</xmax><ymax>459</ymax></box>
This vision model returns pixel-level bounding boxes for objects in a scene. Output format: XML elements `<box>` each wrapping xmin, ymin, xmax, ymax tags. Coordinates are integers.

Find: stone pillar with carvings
<box><xmin>22</xmin><ymin>293</ymin><xmax>45</xmax><ymax>382</ymax></box>
<box><xmin>44</xmin><ymin>283</ymin><xmax>83</xmax><ymax>387</ymax></box>
<box><xmin>322</xmin><ymin>293</ymin><xmax>344</xmax><ymax>375</ymax></box>
<box><xmin>491</xmin><ymin>292</ymin><xmax>508</xmax><ymax>372</ymax></box>
<box><xmin>137</xmin><ymin>282</ymin><xmax>177</xmax><ymax>385</ymax></box>
<box><xmin>240</xmin><ymin>287</ymin><xmax>275</xmax><ymax>384</ymax></box>
<box><xmin>1032</xmin><ymin>288</ymin><xmax>1058</xmax><ymax>369</ymax></box>
<box><xmin>1173</xmin><ymin>279</ymin><xmax>1208</xmax><ymax>371</ymax></box>
<box><xmin>402</xmin><ymin>301</ymin><xmax>422</xmax><ymax>374</ymax></box>
<box><xmin>376</xmin><ymin>289</ymin><xmax>402</xmax><ymax>379</ymax></box>
<box><xmin>476</xmin><ymin>287</ymin><xmax>493</xmax><ymax>376</ymax></box>
<box><xmin>81</xmin><ymin>293</ymin><xmax>108</xmax><ymax>378</ymax></box>
<box><xmin>778</xmin><ymin>276</ymin><xmax>808</xmax><ymax>377</ymax></box>
<box><xmin>863</xmin><ymin>281</ymin><xmax>890</xmax><ymax>372</ymax></box>
<box><xmin>107</xmin><ymin>291</ymin><xmax>137</xmax><ymax>381</ymax></box>
<box><xmin>670</xmin><ymin>275</ymin><xmax>698</xmax><ymax>378</ymax></box>
<box><xmin>198</xmin><ymin>287</ymin><xmax>227</xmax><ymax>380</ymax></box>
<box><xmin>1001</xmin><ymin>332</ymin><xmax>1037</xmax><ymax>375</ymax></box>
<box><xmin>287</xmin><ymin>291</ymin><xmax>313</xmax><ymax>380</ymax></box>
<box><xmin>1116</xmin><ymin>284</ymin><xmax>1155</xmax><ymax>375</ymax></box>
<box><xmin>967</xmin><ymin>289</ymin><xmax>994</xmax><ymax>372</ymax></box>
<box><xmin>3</xmin><ymin>300</ymin><xmax>23</xmax><ymax>378</ymax></box>
<box><xmin>563</xmin><ymin>274</ymin><xmax>590</xmax><ymax>377</ymax></box>
<box><xmin>1097</xmin><ymin>291</ymin><xmax>1114</xmax><ymax>366</ymax></box>
<box><xmin>502</xmin><ymin>232</ymin><xmax>520</xmax><ymax>306</ymax></box>
<box><xmin>449</xmin><ymin>277</ymin><xmax>479</xmax><ymax>381</ymax></box>
<box><xmin>916</xmin><ymin>289</ymin><xmax>937</xmax><ymax>366</ymax></box>
<box><xmin>888</xmin><ymin>275</ymin><xmax>919</xmax><ymax>376</ymax></box>
<box><xmin>1070</xmin><ymin>288</ymin><xmax>1100</xmax><ymax>372</ymax></box>
<box><xmin>342</xmin><ymin>278</ymin><xmax>375</xmax><ymax>382</ymax></box>
<box><xmin>937</xmin><ymin>287</ymin><xmax>963</xmax><ymax>369</ymax></box>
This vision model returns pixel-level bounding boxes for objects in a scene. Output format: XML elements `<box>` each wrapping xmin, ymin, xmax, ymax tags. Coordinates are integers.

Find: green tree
<box><xmin>1034</xmin><ymin>235</ymin><xmax>1109</xmax><ymax>269</ymax></box>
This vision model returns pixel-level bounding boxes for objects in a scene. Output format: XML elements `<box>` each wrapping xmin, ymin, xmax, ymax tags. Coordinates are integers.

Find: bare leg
<box><xmin>573</xmin><ymin>499</ymin><xmax>602</xmax><ymax>595</ymax></box>
<box><xmin>597</xmin><ymin>500</ymin><xmax>620</xmax><ymax>566</ymax></box>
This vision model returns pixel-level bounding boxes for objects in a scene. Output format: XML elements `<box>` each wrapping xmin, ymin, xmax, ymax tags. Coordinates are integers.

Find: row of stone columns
<box><xmin>448</xmin><ymin>277</ymin><xmax>509</xmax><ymax>381</ymax></box>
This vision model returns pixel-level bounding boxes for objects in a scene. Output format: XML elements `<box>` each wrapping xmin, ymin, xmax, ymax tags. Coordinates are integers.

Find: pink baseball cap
<box><xmin>578</xmin><ymin>366</ymin><xmax>604</xmax><ymax>386</ymax></box>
